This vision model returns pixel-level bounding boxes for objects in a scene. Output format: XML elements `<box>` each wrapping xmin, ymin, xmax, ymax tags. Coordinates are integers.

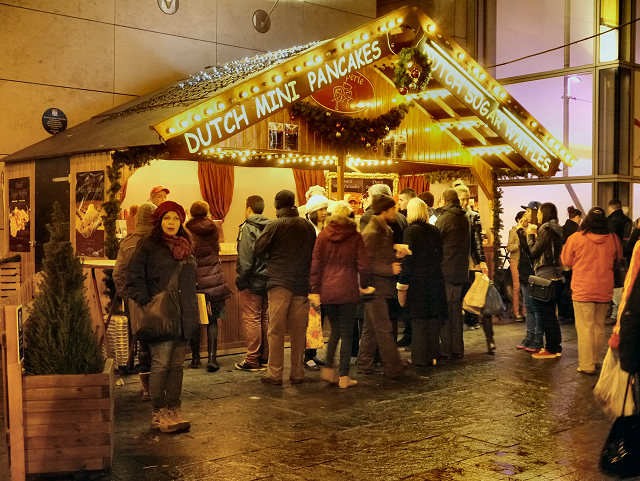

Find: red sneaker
<box><xmin>532</xmin><ymin>349</ymin><xmax>559</xmax><ymax>359</ymax></box>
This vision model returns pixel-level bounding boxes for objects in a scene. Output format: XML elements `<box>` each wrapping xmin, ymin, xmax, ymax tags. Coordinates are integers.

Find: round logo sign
<box><xmin>42</xmin><ymin>108</ymin><xmax>67</xmax><ymax>135</ymax></box>
<box><xmin>311</xmin><ymin>72</ymin><xmax>375</xmax><ymax>114</ymax></box>
<box><xmin>158</xmin><ymin>0</ymin><xmax>179</xmax><ymax>14</ymax></box>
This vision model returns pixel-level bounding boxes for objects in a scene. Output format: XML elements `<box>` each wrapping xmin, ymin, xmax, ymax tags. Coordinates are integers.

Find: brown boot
<box><xmin>139</xmin><ymin>372</ymin><xmax>150</xmax><ymax>401</ymax></box>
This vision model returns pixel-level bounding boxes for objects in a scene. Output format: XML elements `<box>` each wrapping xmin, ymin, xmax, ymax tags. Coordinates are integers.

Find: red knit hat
<box><xmin>150</xmin><ymin>200</ymin><xmax>186</xmax><ymax>225</ymax></box>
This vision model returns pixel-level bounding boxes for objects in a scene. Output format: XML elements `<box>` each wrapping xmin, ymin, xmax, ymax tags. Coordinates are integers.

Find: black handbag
<box><xmin>612</xmin><ymin>234</ymin><xmax>629</xmax><ymax>289</ymax></box>
<box><xmin>600</xmin><ymin>374</ymin><xmax>640</xmax><ymax>477</ymax></box>
<box><xmin>132</xmin><ymin>263</ymin><xmax>183</xmax><ymax>343</ymax></box>
<box><xmin>528</xmin><ymin>275</ymin><xmax>554</xmax><ymax>302</ymax></box>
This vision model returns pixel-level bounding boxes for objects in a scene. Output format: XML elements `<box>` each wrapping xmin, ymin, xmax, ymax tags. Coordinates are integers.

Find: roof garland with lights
<box><xmin>150</xmin><ymin>6</ymin><xmax>578</xmax><ymax>177</ymax></box>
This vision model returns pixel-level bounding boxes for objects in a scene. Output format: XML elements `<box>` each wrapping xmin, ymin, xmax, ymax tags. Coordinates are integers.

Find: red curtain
<box><xmin>292</xmin><ymin>169</ymin><xmax>325</xmax><ymax>205</ymax></box>
<box><xmin>197</xmin><ymin>162</ymin><xmax>234</xmax><ymax>221</ymax></box>
<box><xmin>398</xmin><ymin>175</ymin><xmax>429</xmax><ymax>194</ymax></box>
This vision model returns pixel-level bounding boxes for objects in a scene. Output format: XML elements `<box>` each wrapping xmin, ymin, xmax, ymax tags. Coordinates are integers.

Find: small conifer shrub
<box><xmin>24</xmin><ymin>202</ymin><xmax>104</xmax><ymax>375</ymax></box>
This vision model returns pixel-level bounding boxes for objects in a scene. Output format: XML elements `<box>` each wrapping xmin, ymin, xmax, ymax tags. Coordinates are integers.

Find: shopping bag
<box><xmin>484</xmin><ymin>282</ymin><xmax>505</xmax><ymax>316</ymax></box>
<box><xmin>197</xmin><ymin>293</ymin><xmax>209</xmax><ymax>324</ymax></box>
<box><xmin>463</xmin><ymin>272</ymin><xmax>489</xmax><ymax>313</ymax></box>
<box><xmin>593</xmin><ymin>348</ymin><xmax>635</xmax><ymax>420</ymax></box>
<box><xmin>600</xmin><ymin>373</ymin><xmax>640</xmax><ymax>478</ymax></box>
<box><xmin>306</xmin><ymin>300</ymin><xmax>324</xmax><ymax>349</ymax></box>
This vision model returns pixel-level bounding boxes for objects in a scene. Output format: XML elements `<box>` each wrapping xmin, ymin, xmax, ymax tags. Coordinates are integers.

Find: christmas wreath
<box><xmin>394</xmin><ymin>47</ymin><xmax>433</xmax><ymax>95</ymax></box>
<box><xmin>290</xmin><ymin>101</ymin><xmax>412</xmax><ymax>151</ymax></box>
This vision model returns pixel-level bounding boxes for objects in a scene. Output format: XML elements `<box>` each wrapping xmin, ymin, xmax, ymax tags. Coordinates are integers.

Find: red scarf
<box><xmin>161</xmin><ymin>233</ymin><xmax>193</xmax><ymax>260</ymax></box>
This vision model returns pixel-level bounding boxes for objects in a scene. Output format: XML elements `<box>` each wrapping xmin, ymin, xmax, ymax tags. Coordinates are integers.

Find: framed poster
<box><xmin>8</xmin><ymin>177</ymin><xmax>30</xmax><ymax>252</ymax></box>
<box><xmin>76</xmin><ymin>171</ymin><xmax>105</xmax><ymax>257</ymax></box>
<box><xmin>325</xmin><ymin>173</ymin><xmax>399</xmax><ymax>202</ymax></box>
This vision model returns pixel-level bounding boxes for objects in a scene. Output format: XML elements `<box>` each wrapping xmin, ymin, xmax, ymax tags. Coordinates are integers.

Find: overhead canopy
<box><xmin>4</xmin><ymin>6</ymin><xmax>577</xmax><ymax>182</ymax></box>
<box><xmin>153</xmin><ymin>6</ymin><xmax>577</xmax><ymax>177</ymax></box>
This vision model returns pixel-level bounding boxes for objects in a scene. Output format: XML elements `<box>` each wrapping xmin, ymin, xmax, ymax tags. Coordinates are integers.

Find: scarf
<box><xmin>161</xmin><ymin>233</ymin><xmax>193</xmax><ymax>260</ymax></box>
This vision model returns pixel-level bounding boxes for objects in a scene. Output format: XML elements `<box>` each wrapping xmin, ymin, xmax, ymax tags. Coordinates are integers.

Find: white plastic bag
<box><xmin>593</xmin><ymin>348</ymin><xmax>634</xmax><ymax>420</ymax></box>
<box><xmin>463</xmin><ymin>272</ymin><xmax>490</xmax><ymax>314</ymax></box>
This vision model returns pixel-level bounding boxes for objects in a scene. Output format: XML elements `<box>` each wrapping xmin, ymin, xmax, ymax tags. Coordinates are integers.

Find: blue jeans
<box><xmin>529</xmin><ymin>281</ymin><xmax>563</xmax><ymax>354</ymax></box>
<box><xmin>521</xmin><ymin>283</ymin><xmax>539</xmax><ymax>340</ymax></box>
<box><xmin>149</xmin><ymin>340</ymin><xmax>188</xmax><ymax>411</ymax></box>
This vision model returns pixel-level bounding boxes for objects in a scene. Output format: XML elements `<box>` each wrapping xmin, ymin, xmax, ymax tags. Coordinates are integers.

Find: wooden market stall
<box><xmin>1</xmin><ymin>5</ymin><xmax>575</xmax><ymax>353</ymax></box>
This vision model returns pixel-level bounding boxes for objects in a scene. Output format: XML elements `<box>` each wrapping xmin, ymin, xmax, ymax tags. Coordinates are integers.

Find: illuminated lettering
<box><xmin>541</xmin><ymin>157</ymin><xmax>550</xmax><ymax>171</ymax></box>
<box><xmin>185</xmin><ymin>133</ymin><xmax>200</xmax><ymax>153</ymax></box>
<box><xmin>288</xmin><ymin>80</ymin><xmax>300</xmax><ymax>101</ymax></box>
<box><xmin>338</xmin><ymin>57</ymin><xmax>347</xmax><ymax>76</ymax></box>
<box><xmin>445</xmin><ymin>72</ymin><xmax>455</xmax><ymax>86</ymax></box>
<box><xmin>486</xmin><ymin>109</ymin><xmax>498</xmax><ymax>125</ymax></box>
<box><xmin>317</xmin><ymin>68</ymin><xmax>328</xmax><ymax>89</ymax></box>
<box><xmin>224</xmin><ymin>112</ymin><xmax>235</xmax><ymax>134</ymax></box>
<box><xmin>197</xmin><ymin>123</ymin><xmax>212</xmax><ymax>147</ymax></box>
<box><xmin>371</xmin><ymin>40</ymin><xmax>381</xmax><ymax>59</ymax></box>
<box><xmin>233</xmin><ymin>105</ymin><xmax>249</xmax><ymax>130</ymax></box>
<box><xmin>504</xmin><ymin>122</ymin><xmax>519</xmax><ymax>142</ymax></box>
<box><xmin>255</xmin><ymin>94</ymin><xmax>272</xmax><ymax>118</ymax></box>
<box><xmin>347</xmin><ymin>52</ymin><xmax>358</xmax><ymax>73</ymax></box>
<box><xmin>479</xmin><ymin>100</ymin><xmax>490</xmax><ymax>116</ymax></box>
<box><xmin>451</xmin><ymin>76</ymin><xmax>463</xmax><ymax>95</ymax></box>
<box><xmin>209</xmin><ymin>118</ymin><xmax>223</xmax><ymax>138</ymax></box>
<box><xmin>266</xmin><ymin>90</ymin><xmax>279</xmax><ymax>110</ymax></box>
<box><xmin>308</xmin><ymin>71</ymin><xmax>317</xmax><ymax>92</ymax></box>
<box><xmin>354</xmin><ymin>47</ymin><xmax>365</xmax><ymax>68</ymax></box>
<box><xmin>464</xmin><ymin>88</ymin><xmax>475</xmax><ymax>105</ymax></box>
<box><xmin>276</xmin><ymin>85</ymin><xmax>292</xmax><ymax>106</ymax></box>
<box><xmin>363</xmin><ymin>43</ymin><xmax>372</xmax><ymax>63</ymax></box>
<box><xmin>492</xmin><ymin>110</ymin><xmax>503</xmax><ymax>130</ymax></box>
<box><xmin>326</xmin><ymin>61</ymin><xmax>339</xmax><ymax>83</ymax></box>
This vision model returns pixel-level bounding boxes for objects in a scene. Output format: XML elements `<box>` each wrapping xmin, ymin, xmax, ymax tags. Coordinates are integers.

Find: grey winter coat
<box><xmin>235</xmin><ymin>214</ymin><xmax>270</xmax><ymax>295</ymax></box>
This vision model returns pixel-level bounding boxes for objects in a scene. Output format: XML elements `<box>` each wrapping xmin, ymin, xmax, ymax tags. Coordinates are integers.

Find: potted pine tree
<box><xmin>22</xmin><ymin>202</ymin><xmax>114</xmax><ymax>475</ymax></box>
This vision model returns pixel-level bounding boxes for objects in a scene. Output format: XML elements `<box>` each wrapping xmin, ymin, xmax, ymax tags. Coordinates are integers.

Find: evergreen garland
<box><xmin>422</xmin><ymin>170</ymin><xmax>475</xmax><ymax>185</ymax></box>
<box><xmin>394</xmin><ymin>47</ymin><xmax>434</xmax><ymax>94</ymax></box>
<box><xmin>290</xmin><ymin>101</ymin><xmax>412</xmax><ymax>151</ymax></box>
<box><xmin>24</xmin><ymin>202</ymin><xmax>105</xmax><ymax>375</ymax></box>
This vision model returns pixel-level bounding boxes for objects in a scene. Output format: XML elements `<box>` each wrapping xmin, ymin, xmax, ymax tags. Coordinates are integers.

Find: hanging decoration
<box><xmin>394</xmin><ymin>47</ymin><xmax>433</xmax><ymax>93</ymax></box>
<box><xmin>290</xmin><ymin>101</ymin><xmax>412</xmax><ymax>151</ymax></box>
<box><xmin>422</xmin><ymin>170</ymin><xmax>475</xmax><ymax>185</ymax></box>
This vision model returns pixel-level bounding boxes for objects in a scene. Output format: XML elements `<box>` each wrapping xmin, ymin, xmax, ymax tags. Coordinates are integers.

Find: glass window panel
<box><xmin>636</xmin><ymin>0</ymin><xmax>640</xmax><ymax>64</ymax></box>
<box><xmin>503</xmin><ymin>74</ymin><xmax>593</xmax><ymax>177</ymax></box>
<box><xmin>635</xmin><ymin>72</ymin><xmax>640</xmax><ymax>176</ymax></box>
<box><xmin>496</xmin><ymin>0</ymin><xmax>564</xmax><ymax>78</ymax></box>
<box><xmin>499</xmin><ymin>183</ymin><xmax>592</xmax><ymax>241</ymax></box>
<box><xmin>633</xmin><ymin>184</ymin><xmax>640</xmax><ymax>221</ymax></box>
<box><xmin>570</xmin><ymin>0</ymin><xmax>594</xmax><ymax>67</ymax></box>
<box><xmin>599</xmin><ymin>68</ymin><xmax>631</xmax><ymax>175</ymax></box>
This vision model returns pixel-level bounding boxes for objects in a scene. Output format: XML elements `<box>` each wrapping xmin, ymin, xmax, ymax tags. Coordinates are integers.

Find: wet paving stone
<box><xmin>10</xmin><ymin>322</ymin><xmax>640</xmax><ymax>480</ymax></box>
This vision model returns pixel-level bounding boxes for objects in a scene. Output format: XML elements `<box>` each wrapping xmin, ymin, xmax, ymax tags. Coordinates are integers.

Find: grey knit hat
<box><xmin>135</xmin><ymin>202</ymin><xmax>157</xmax><ymax>234</ymax></box>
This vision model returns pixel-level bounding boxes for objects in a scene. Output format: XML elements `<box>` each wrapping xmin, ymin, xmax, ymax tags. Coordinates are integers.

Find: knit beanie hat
<box><xmin>372</xmin><ymin>194</ymin><xmax>396</xmax><ymax>214</ymax></box>
<box><xmin>150</xmin><ymin>200</ymin><xmax>186</xmax><ymax>225</ymax></box>
<box><xmin>305</xmin><ymin>195</ymin><xmax>329</xmax><ymax>214</ymax></box>
<box><xmin>126</xmin><ymin>205</ymin><xmax>138</xmax><ymax>234</ymax></box>
<box><xmin>135</xmin><ymin>202</ymin><xmax>157</xmax><ymax>234</ymax></box>
<box><xmin>274</xmin><ymin>189</ymin><xmax>296</xmax><ymax>209</ymax></box>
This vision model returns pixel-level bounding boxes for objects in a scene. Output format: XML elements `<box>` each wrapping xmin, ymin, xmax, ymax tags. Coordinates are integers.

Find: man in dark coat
<box><xmin>235</xmin><ymin>195</ymin><xmax>270</xmax><ymax>371</ymax></box>
<box><xmin>435</xmin><ymin>189</ymin><xmax>470</xmax><ymax>359</ymax></box>
<box><xmin>608</xmin><ymin>199</ymin><xmax>633</xmax><ymax>322</ymax></box>
<box><xmin>360</xmin><ymin>184</ymin><xmax>408</xmax><ymax>244</ymax></box>
<box><xmin>254</xmin><ymin>190</ymin><xmax>316</xmax><ymax>384</ymax></box>
<box><xmin>357</xmin><ymin>194</ymin><xmax>409</xmax><ymax>378</ymax></box>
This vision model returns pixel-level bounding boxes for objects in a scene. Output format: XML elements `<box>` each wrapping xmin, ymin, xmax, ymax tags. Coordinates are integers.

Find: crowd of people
<box><xmin>113</xmin><ymin>183</ymin><xmax>640</xmax><ymax>434</ymax></box>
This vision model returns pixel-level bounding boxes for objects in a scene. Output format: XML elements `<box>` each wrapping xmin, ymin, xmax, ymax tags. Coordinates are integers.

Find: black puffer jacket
<box><xmin>526</xmin><ymin>221</ymin><xmax>564</xmax><ymax>280</ymax></box>
<box><xmin>126</xmin><ymin>235</ymin><xmax>199</xmax><ymax>341</ymax></box>
<box><xmin>235</xmin><ymin>214</ymin><xmax>270</xmax><ymax>295</ymax></box>
<box><xmin>468</xmin><ymin>209</ymin><xmax>486</xmax><ymax>266</ymax></box>
<box><xmin>254</xmin><ymin>206</ymin><xmax>316</xmax><ymax>297</ymax></box>
<box><xmin>185</xmin><ymin>217</ymin><xmax>230</xmax><ymax>301</ymax></box>
<box><xmin>436</xmin><ymin>201</ymin><xmax>470</xmax><ymax>284</ymax></box>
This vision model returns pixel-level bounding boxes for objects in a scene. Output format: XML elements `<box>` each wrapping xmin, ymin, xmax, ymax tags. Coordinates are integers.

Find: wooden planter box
<box><xmin>22</xmin><ymin>358</ymin><xmax>114</xmax><ymax>474</ymax></box>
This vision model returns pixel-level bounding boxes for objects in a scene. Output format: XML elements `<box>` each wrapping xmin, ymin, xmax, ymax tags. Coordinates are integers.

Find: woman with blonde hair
<box><xmin>397</xmin><ymin>198</ymin><xmax>447</xmax><ymax>367</ymax></box>
<box><xmin>309</xmin><ymin>201</ymin><xmax>372</xmax><ymax>387</ymax></box>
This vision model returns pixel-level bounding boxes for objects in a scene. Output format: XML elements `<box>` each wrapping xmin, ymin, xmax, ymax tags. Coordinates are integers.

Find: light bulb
<box><xmin>168</xmin><ymin>127</ymin><xmax>176</xmax><ymax>134</ymax></box>
<box><xmin>251</xmin><ymin>86</ymin><xmax>259</xmax><ymax>93</ymax></box>
<box><xmin>362</xmin><ymin>33</ymin><xmax>369</xmax><ymax>40</ymax></box>
<box><xmin>457</xmin><ymin>53</ymin><xmax>465</xmax><ymax>60</ymax></box>
<box><xmin>314</xmin><ymin>55</ymin><xmax>322</xmax><ymax>63</ymax></box>
<box><xmin>180</xmin><ymin>120</ymin><xmax>188</xmax><ymax>128</ymax></box>
<box><xmin>205</xmin><ymin>108</ymin><xmax>214</xmax><ymax>115</ymax></box>
<box><xmin>193</xmin><ymin>114</ymin><xmax>201</xmax><ymax>121</ymax></box>
<box><xmin>294</xmin><ymin>65</ymin><xmax>302</xmax><ymax>72</ymax></box>
<box><xmin>427</xmin><ymin>25</ymin><xmax>436</xmax><ymax>32</ymax></box>
<box><xmin>217</xmin><ymin>102</ymin><xmax>225</xmax><ymax>109</ymax></box>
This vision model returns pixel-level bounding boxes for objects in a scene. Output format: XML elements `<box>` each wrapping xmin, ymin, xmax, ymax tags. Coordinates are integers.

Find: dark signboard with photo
<box><xmin>8</xmin><ymin>177</ymin><xmax>30</xmax><ymax>252</ymax></box>
<box><xmin>326</xmin><ymin>173</ymin><xmax>398</xmax><ymax>201</ymax></box>
<box><xmin>76</xmin><ymin>171</ymin><xmax>105</xmax><ymax>257</ymax></box>
<box><xmin>42</xmin><ymin>108</ymin><xmax>67</xmax><ymax>134</ymax></box>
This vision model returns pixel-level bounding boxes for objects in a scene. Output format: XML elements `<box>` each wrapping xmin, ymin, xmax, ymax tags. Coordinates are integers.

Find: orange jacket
<box><xmin>560</xmin><ymin>232</ymin><xmax>620</xmax><ymax>302</ymax></box>
<box><xmin>610</xmin><ymin>241</ymin><xmax>640</xmax><ymax>348</ymax></box>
